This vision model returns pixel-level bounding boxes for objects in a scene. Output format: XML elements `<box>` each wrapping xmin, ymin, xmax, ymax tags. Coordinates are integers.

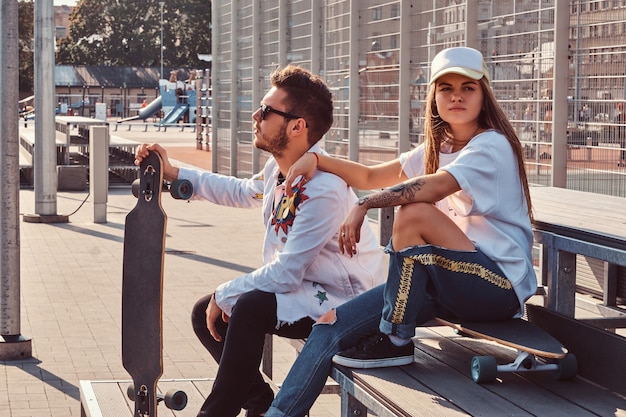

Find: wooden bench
<box><xmin>530</xmin><ymin>186</ymin><xmax>626</xmax><ymax>322</ymax></box>
<box><xmin>80</xmin><ymin>313</ymin><xmax>626</xmax><ymax>417</ymax></box>
<box><xmin>327</xmin><ymin>310</ymin><xmax>626</xmax><ymax>417</ymax></box>
<box><xmin>19</xmin><ymin>127</ymin><xmax>69</xmax><ymax>167</ymax></box>
<box><xmin>19</xmin><ymin>123</ymin><xmax>140</xmax><ymax>186</ymax></box>
<box><xmin>259</xmin><ymin>187</ymin><xmax>626</xmax><ymax>416</ymax></box>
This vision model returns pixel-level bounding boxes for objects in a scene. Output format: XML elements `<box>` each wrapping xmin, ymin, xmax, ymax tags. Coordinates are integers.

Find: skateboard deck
<box><xmin>122</xmin><ymin>150</ymin><xmax>193</xmax><ymax>416</ymax></box>
<box><xmin>435</xmin><ymin>316</ymin><xmax>577</xmax><ymax>383</ymax></box>
<box><xmin>122</xmin><ymin>150</ymin><xmax>167</xmax><ymax>417</ymax></box>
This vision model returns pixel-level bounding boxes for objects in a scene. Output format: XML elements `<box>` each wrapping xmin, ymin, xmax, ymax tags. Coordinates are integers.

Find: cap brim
<box><xmin>430</xmin><ymin>67</ymin><xmax>485</xmax><ymax>84</ymax></box>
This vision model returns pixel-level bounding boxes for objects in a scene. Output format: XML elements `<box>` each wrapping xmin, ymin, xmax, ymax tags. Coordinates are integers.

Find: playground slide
<box><xmin>117</xmin><ymin>96</ymin><xmax>163</xmax><ymax>123</ymax></box>
<box><xmin>159</xmin><ymin>103</ymin><xmax>189</xmax><ymax>124</ymax></box>
<box><xmin>138</xmin><ymin>96</ymin><xmax>163</xmax><ymax>120</ymax></box>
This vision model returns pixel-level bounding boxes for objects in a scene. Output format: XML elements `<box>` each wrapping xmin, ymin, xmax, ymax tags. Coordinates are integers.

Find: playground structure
<box><xmin>117</xmin><ymin>71</ymin><xmax>209</xmax><ymax>127</ymax></box>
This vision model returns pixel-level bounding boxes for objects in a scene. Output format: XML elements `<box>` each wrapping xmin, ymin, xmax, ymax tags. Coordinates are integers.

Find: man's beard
<box><xmin>255</xmin><ymin>124</ymin><xmax>289</xmax><ymax>157</ymax></box>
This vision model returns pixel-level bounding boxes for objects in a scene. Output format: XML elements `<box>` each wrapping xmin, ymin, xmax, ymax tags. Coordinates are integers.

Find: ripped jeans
<box><xmin>265</xmin><ymin>244</ymin><xmax>519</xmax><ymax>417</ymax></box>
<box><xmin>265</xmin><ymin>284</ymin><xmax>385</xmax><ymax>417</ymax></box>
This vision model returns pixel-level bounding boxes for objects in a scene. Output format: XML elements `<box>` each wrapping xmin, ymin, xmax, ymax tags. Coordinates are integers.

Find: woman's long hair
<box><xmin>423</xmin><ymin>77</ymin><xmax>534</xmax><ymax>221</ymax></box>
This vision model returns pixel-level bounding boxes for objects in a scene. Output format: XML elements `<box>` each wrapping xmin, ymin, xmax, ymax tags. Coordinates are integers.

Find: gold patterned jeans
<box><xmin>380</xmin><ymin>242</ymin><xmax>520</xmax><ymax>339</ymax></box>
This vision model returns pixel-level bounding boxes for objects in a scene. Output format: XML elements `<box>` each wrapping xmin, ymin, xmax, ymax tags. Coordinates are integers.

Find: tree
<box><xmin>56</xmin><ymin>0</ymin><xmax>211</xmax><ymax>70</ymax></box>
<box><xmin>18</xmin><ymin>0</ymin><xmax>34</xmax><ymax>93</ymax></box>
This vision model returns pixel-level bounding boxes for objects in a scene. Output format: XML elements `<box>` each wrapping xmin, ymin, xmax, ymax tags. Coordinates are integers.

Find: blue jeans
<box><xmin>266</xmin><ymin>244</ymin><xmax>519</xmax><ymax>417</ymax></box>
<box><xmin>265</xmin><ymin>284</ymin><xmax>385</xmax><ymax>417</ymax></box>
<box><xmin>380</xmin><ymin>243</ymin><xmax>520</xmax><ymax>338</ymax></box>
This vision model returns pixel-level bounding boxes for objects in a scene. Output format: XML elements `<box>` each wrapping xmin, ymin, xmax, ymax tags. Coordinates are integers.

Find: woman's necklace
<box><xmin>442</xmin><ymin>126</ymin><xmax>483</xmax><ymax>152</ymax></box>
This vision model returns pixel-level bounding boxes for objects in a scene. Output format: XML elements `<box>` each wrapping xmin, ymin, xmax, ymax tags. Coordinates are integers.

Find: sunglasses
<box><xmin>259</xmin><ymin>104</ymin><xmax>307</xmax><ymax>126</ymax></box>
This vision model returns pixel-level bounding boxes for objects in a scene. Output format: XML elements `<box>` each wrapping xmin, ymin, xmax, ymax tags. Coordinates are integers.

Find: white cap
<box><xmin>429</xmin><ymin>47</ymin><xmax>490</xmax><ymax>84</ymax></box>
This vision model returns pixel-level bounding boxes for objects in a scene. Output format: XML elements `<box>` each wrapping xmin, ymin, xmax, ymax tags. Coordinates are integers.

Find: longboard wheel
<box><xmin>554</xmin><ymin>353</ymin><xmax>577</xmax><ymax>380</ymax></box>
<box><xmin>163</xmin><ymin>389</ymin><xmax>188</xmax><ymax>410</ymax></box>
<box><xmin>131</xmin><ymin>179</ymin><xmax>140</xmax><ymax>198</ymax></box>
<box><xmin>169</xmin><ymin>179</ymin><xmax>193</xmax><ymax>200</ymax></box>
<box><xmin>126</xmin><ymin>384</ymin><xmax>135</xmax><ymax>401</ymax></box>
<box><xmin>471</xmin><ymin>355</ymin><xmax>497</xmax><ymax>383</ymax></box>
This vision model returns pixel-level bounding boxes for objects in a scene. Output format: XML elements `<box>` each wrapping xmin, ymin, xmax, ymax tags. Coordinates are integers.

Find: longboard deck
<box><xmin>435</xmin><ymin>316</ymin><xmax>577</xmax><ymax>383</ymax></box>
<box><xmin>121</xmin><ymin>151</ymin><xmax>166</xmax><ymax>417</ymax></box>
<box><xmin>435</xmin><ymin>317</ymin><xmax>567</xmax><ymax>359</ymax></box>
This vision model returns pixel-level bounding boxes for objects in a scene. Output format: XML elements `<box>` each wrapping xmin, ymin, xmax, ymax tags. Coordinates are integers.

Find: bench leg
<box><xmin>341</xmin><ymin>390</ymin><xmax>368</xmax><ymax>416</ymax></box>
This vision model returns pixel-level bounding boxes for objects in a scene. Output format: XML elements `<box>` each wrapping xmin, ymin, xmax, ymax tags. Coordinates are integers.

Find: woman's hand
<box><xmin>285</xmin><ymin>152</ymin><xmax>318</xmax><ymax>196</ymax></box>
<box><xmin>338</xmin><ymin>204</ymin><xmax>368</xmax><ymax>257</ymax></box>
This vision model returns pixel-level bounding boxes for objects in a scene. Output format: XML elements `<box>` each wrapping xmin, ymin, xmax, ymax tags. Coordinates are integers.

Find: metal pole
<box><xmin>34</xmin><ymin>0</ymin><xmax>58</xmax><ymax>216</ymax></box>
<box><xmin>160</xmin><ymin>2</ymin><xmax>165</xmax><ymax>80</ymax></box>
<box><xmin>551</xmin><ymin>0</ymin><xmax>569</xmax><ymax>188</ymax></box>
<box><xmin>0</xmin><ymin>0</ymin><xmax>32</xmax><ymax>360</ymax></box>
<box><xmin>348</xmin><ymin>0</ymin><xmax>360</xmax><ymax>162</ymax></box>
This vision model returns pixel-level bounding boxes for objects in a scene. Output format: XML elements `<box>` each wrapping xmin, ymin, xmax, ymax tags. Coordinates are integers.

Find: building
<box><xmin>54</xmin><ymin>5</ymin><xmax>72</xmax><ymax>40</ymax></box>
<box><xmin>209</xmin><ymin>0</ymin><xmax>626</xmax><ymax>198</ymax></box>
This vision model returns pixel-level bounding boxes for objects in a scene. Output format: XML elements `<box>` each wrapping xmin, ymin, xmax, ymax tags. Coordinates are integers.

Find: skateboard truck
<box><xmin>127</xmin><ymin>384</ymin><xmax>188</xmax><ymax>413</ymax></box>
<box><xmin>471</xmin><ymin>351</ymin><xmax>578</xmax><ymax>383</ymax></box>
<box><xmin>132</xmin><ymin>176</ymin><xmax>193</xmax><ymax>200</ymax></box>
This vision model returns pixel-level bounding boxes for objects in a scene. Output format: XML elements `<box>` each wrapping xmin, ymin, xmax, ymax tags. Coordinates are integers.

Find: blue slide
<box><xmin>117</xmin><ymin>96</ymin><xmax>163</xmax><ymax>123</ymax></box>
<box><xmin>159</xmin><ymin>103</ymin><xmax>189</xmax><ymax>124</ymax></box>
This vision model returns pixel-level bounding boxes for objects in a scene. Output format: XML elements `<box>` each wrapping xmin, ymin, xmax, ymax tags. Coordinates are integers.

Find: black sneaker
<box><xmin>332</xmin><ymin>331</ymin><xmax>414</xmax><ymax>369</ymax></box>
<box><xmin>243</xmin><ymin>383</ymin><xmax>273</xmax><ymax>417</ymax></box>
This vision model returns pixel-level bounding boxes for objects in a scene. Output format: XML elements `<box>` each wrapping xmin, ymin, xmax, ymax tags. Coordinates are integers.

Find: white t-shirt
<box><xmin>399</xmin><ymin>130</ymin><xmax>537</xmax><ymax>316</ymax></box>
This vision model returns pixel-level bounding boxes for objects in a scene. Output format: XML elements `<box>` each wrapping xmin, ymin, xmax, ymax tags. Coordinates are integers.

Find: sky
<box><xmin>54</xmin><ymin>0</ymin><xmax>77</xmax><ymax>6</ymax></box>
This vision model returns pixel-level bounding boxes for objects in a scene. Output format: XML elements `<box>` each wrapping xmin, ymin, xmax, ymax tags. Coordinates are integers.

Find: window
<box><xmin>372</xmin><ymin>6</ymin><xmax>382</xmax><ymax>21</ymax></box>
<box><xmin>391</xmin><ymin>4</ymin><xmax>399</xmax><ymax>18</ymax></box>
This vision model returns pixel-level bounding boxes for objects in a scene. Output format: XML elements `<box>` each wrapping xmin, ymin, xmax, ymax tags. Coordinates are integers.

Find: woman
<box><xmin>265</xmin><ymin>47</ymin><xmax>537</xmax><ymax>417</ymax></box>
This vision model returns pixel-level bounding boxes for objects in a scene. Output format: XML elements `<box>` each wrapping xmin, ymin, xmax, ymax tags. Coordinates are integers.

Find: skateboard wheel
<box><xmin>126</xmin><ymin>384</ymin><xmax>135</xmax><ymax>401</ymax></box>
<box><xmin>554</xmin><ymin>353</ymin><xmax>577</xmax><ymax>380</ymax></box>
<box><xmin>163</xmin><ymin>389</ymin><xmax>188</xmax><ymax>411</ymax></box>
<box><xmin>471</xmin><ymin>356</ymin><xmax>497</xmax><ymax>383</ymax></box>
<box><xmin>131</xmin><ymin>179</ymin><xmax>140</xmax><ymax>198</ymax></box>
<box><xmin>169</xmin><ymin>179</ymin><xmax>193</xmax><ymax>200</ymax></box>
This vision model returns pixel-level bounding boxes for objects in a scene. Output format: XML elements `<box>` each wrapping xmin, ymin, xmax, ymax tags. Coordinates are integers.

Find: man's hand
<box><xmin>206</xmin><ymin>294</ymin><xmax>229</xmax><ymax>342</ymax></box>
<box><xmin>134</xmin><ymin>143</ymin><xmax>180</xmax><ymax>182</ymax></box>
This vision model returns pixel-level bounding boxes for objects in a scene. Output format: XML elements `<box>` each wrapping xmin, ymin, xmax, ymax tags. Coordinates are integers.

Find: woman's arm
<box><xmin>357</xmin><ymin>170</ymin><xmax>460</xmax><ymax>210</ymax></box>
<box><xmin>286</xmin><ymin>152</ymin><xmax>408</xmax><ymax>194</ymax></box>
<box><xmin>337</xmin><ymin>171</ymin><xmax>461</xmax><ymax>256</ymax></box>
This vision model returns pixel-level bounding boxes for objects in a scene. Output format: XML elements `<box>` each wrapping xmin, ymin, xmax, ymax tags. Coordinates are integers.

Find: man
<box><xmin>134</xmin><ymin>65</ymin><xmax>385</xmax><ymax>417</ymax></box>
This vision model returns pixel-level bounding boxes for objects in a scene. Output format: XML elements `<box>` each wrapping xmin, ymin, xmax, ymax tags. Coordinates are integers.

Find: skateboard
<box><xmin>121</xmin><ymin>150</ymin><xmax>192</xmax><ymax>416</ymax></box>
<box><xmin>435</xmin><ymin>316</ymin><xmax>578</xmax><ymax>383</ymax></box>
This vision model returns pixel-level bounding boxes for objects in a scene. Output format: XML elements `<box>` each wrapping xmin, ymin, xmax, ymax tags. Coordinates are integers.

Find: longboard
<box><xmin>436</xmin><ymin>316</ymin><xmax>577</xmax><ymax>383</ymax></box>
<box><xmin>121</xmin><ymin>151</ymin><xmax>191</xmax><ymax>416</ymax></box>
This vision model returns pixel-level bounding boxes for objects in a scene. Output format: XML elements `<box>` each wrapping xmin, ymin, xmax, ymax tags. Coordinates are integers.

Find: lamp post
<box><xmin>159</xmin><ymin>2</ymin><xmax>165</xmax><ymax>80</ymax></box>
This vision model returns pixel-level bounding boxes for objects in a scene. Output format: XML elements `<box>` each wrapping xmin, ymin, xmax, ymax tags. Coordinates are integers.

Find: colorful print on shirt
<box><xmin>271</xmin><ymin>180</ymin><xmax>309</xmax><ymax>235</ymax></box>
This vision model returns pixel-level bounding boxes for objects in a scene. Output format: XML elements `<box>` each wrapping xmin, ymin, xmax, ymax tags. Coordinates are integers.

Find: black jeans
<box><xmin>191</xmin><ymin>290</ymin><xmax>315</xmax><ymax>417</ymax></box>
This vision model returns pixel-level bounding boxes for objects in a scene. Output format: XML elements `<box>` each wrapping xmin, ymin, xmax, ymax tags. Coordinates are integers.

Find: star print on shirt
<box><xmin>314</xmin><ymin>290</ymin><xmax>328</xmax><ymax>305</ymax></box>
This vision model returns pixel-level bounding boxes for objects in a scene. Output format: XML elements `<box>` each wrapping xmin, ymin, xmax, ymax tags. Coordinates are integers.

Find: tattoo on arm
<box><xmin>360</xmin><ymin>177</ymin><xmax>427</xmax><ymax>209</ymax></box>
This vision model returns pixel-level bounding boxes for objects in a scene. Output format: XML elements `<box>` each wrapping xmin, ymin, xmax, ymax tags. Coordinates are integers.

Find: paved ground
<box><xmin>1</xmin><ymin>122</ymin><xmax>341</xmax><ymax>416</ymax></box>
